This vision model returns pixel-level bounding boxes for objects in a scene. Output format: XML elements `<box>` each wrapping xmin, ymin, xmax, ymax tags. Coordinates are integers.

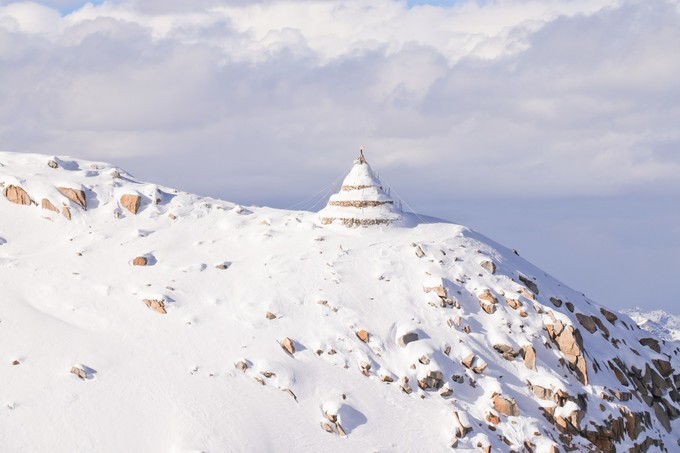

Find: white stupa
<box><xmin>318</xmin><ymin>149</ymin><xmax>402</xmax><ymax>227</ymax></box>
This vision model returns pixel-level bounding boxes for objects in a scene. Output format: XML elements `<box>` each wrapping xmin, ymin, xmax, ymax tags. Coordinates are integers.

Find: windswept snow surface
<box><xmin>0</xmin><ymin>152</ymin><xmax>679</xmax><ymax>452</ymax></box>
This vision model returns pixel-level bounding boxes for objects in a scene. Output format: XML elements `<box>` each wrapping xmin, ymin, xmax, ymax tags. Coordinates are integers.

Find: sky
<box><xmin>0</xmin><ymin>0</ymin><xmax>679</xmax><ymax>313</ymax></box>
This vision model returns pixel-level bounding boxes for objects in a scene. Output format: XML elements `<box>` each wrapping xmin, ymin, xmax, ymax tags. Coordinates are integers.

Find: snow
<box><xmin>623</xmin><ymin>307</ymin><xmax>680</xmax><ymax>342</ymax></box>
<box><xmin>0</xmin><ymin>151</ymin><xmax>679</xmax><ymax>452</ymax></box>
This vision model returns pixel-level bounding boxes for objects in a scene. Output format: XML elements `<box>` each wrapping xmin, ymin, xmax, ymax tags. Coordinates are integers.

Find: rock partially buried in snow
<box><xmin>47</xmin><ymin>159</ymin><xmax>58</xmax><ymax>169</ymax></box>
<box><xmin>280</xmin><ymin>337</ymin><xmax>295</xmax><ymax>355</ymax></box>
<box><xmin>70</xmin><ymin>364</ymin><xmax>89</xmax><ymax>380</ymax></box>
<box><xmin>132</xmin><ymin>256</ymin><xmax>148</xmax><ymax>266</ymax></box>
<box><xmin>265</xmin><ymin>311</ymin><xmax>277</xmax><ymax>320</ymax></box>
<box><xmin>3</xmin><ymin>185</ymin><xmax>32</xmax><ymax>205</ymax></box>
<box><xmin>355</xmin><ymin>330</ymin><xmax>369</xmax><ymax>343</ymax></box>
<box><xmin>480</xmin><ymin>260</ymin><xmax>496</xmax><ymax>274</ymax></box>
<box><xmin>41</xmin><ymin>199</ymin><xmax>58</xmax><ymax>212</ymax></box>
<box><xmin>57</xmin><ymin>187</ymin><xmax>86</xmax><ymax>209</ymax></box>
<box><xmin>120</xmin><ymin>194</ymin><xmax>141</xmax><ymax>214</ymax></box>
<box><xmin>397</xmin><ymin>332</ymin><xmax>419</xmax><ymax>348</ymax></box>
<box><xmin>492</xmin><ymin>393</ymin><xmax>519</xmax><ymax>416</ymax></box>
<box><xmin>143</xmin><ymin>298</ymin><xmax>167</xmax><ymax>314</ymax></box>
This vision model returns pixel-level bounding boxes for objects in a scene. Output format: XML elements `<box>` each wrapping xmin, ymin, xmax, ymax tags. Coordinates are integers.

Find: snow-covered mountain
<box><xmin>1</xmin><ymin>151</ymin><xmax>679</xmax><ymax>452</ymax></box>
<box><xmin>624</xmin><ymin>309</ymin><xmax>680</xmax><ymax>343</ymax></box>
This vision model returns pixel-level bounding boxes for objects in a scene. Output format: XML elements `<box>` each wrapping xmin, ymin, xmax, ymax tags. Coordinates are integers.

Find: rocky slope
<box><xmin>1</xmin><ymin>152</ymin><xmax>679</xmax><ymax>452</ymax></box>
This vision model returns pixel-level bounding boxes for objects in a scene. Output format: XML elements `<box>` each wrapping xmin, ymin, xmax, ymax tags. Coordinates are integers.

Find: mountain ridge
<box><xmin>1</xmin><ymin>151</ymin><xmax>678</xmax><ymax>452</ymax></box>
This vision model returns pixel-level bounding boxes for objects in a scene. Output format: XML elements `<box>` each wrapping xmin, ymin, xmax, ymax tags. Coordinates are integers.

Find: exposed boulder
<box><xmin>265</xmin><ymin>311</ymin><xmax>277</xmax><ymax>320</ymax></box>
<box><xmin>61</xmin><ymin>206</ymin><xmax>71</xmax><ymax>220</ymax></box>
<box><xmin>461</xmin><ymin>354</ymin><xmax>476</xmax><ymax>369</ymax></box>
<box><xmin>521</xmin><ymin>345</ymin><xmax>536</xmax><ymax>371</ymax></box>
<box><xmin>550</xmin><ymin>297</ymin><xmax>563</xmax><ymax>307</ymax></box>
<box><xmin>234</xmin><ymin>361</ymin><xmax>248</xmax><ymax>372</ymax></box>
<box><xmin>506</xmin><ymin>297</ymin><xmax>522</xmax><ymax>310</ymax></box>
<box><xmin>397</xmin><ymin>332</ymin><xmax>419</xmax><ymax>348</ymax></box>
<box><xmin>575</xmin><ymin>313</ymin><xmax>598</xmax><ymax>334</ymax></box>
<box><xmin>3</xmin><ymin>185</ymin><xmax>31</xmax><ymax>205</ymax></box>
<box><xmin>518</xmin><ymin>275</ymin><xmax>539</xmax><ymax>294</ymax></box>
<box><xmin>492</xmin><ymin>393</ymin><xmax>519</xmax><ymax>416</ymax></box>
<box><xmin>600</xmin><ymin>307</ymin><xmax>618</xmax><ymax>324</ymax></box>
<box><xmin>120</xmin><ymin>194</ymin><xmax>141</xmax><ymax>214</ymax></box>
<box><xmin>356</xmin><ymin>330</ymin><xmax>369</xmax><ymax>343</ymax></box>
<box><xmin>415</xmin><ymin>245</ymin><xmax>425</xmax><ymax>258</ymax></box>
<box><xmin>280</xmin><ymin>337</ymin><xmax>295</xmax><ymax>355</ymax></box>
<box><xmin>480</xmin><ymin>260</ymin><xmax>496</xmax><ymax>274</ymax></box>
<box><xmin>143</xmin><ymin>298</ymin><xmax>167</xmax><ymax>314</ymax></box>
<box><xmin>639</xmin><ymin>337</ymin><xmax>660</xmax><ymax>353</ymax></box>
<box><xmin>546</xmin><ymin>321</ymin><xmax>588</xmax><ymax>385</ymax></box>
<box><xmin>132</xmin><ymin>256</ymin><xmax>148</xmax><ymax>266</ymax></box>
<box><xmin>493</xmin><ymin>344</ymin><xmax>517</xmax><ymax>360</ymax></box>
<box><xmin>418</xmin><ymin>370</ymin><xmax>444</xmax><ymax>390</ymax></box>
<box><xmin>47</xmin><ymin>159</ymin><xmax>58</xmax><ymax>169</ymax></box>
<box><xmin>58</xmin><ymin>187</ymin><xmax>86</xmax><ymax>209</ymax></box>
<box><xmin>70</xmin><ymin>364</ymin><xmax>88</xmax><ymax>380</ymax></box>
<box><xmin>41</xmin><ymin>199</ymin><xmax>58</xmax><ymax>212</ymax></box>
<box><xmin>478</xmin><ymin>289</ymin><xmax>497</xmax><ymax>305</ymax></box>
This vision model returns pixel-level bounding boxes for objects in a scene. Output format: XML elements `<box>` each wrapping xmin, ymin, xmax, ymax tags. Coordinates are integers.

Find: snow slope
<box><xmin>0</xmin><ymin>152</ymin><xmax>679</xmax><ymax>452</ymax></box>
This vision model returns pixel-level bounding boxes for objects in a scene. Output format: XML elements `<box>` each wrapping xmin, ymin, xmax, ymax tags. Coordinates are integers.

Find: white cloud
<box><xmin>0</xmin><ymin>0</ymin><xmax>678</xmax><ymax>202</ymax></box>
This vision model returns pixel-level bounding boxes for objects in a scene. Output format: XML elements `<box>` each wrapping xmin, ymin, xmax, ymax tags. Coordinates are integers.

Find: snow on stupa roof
<box><xmin>317</xmin><ymin>149</ymin><xmax>402</xmax><ymax>227</ymax></box>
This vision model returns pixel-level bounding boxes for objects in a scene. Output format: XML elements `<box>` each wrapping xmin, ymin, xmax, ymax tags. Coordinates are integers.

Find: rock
<box><xmin>61</xmin><ymin>206</ymin><xmax>71</xmax><ymax>220</ymax></box>
<box><xmin>235</xmin><ymin>361</ymin><xmax>248</xmax><ymax>372</ymax></box>
<box><xmin>418</xmin><ymin>370</ymin><xmax>444</xmax><ymax>390</ymax></box>
<box><xmin>143</xmin><ymin>298</ymin><xmax>166</xmax><ymax>314</ymax></box>
<box><xmin>492</xmin><ymin>393</ymin><xmax>520</xmax><ymax>416</ymax></box>
<box><xmin>600</xmin><ymin>307</ymin><xmax>618</xmax><ymax>324</ymax></box>
<box><xmin>265</xmin><ymin>311</ymin><xmax>277</xmax><ymax>320</ymax></box>
<box><xmin>356</xmin><ymin>329</ymin><xmax>369</xmax><ymax>343</ymax></box>
<box><xmin>485</xmin><ymin>412</ymin><xmax>500</xmax><ymax>425</ymax></box>
<box><xmin>565</xmin><ymin>302</ymin><xmax>574</xmax><ymax>312</ymax></box>
<box><xmin>359</xmin><ymin>361</ymin><xmax>371</xmax><ymax>376</ymax></box>
<box><xmin>481</xmin><ymin>260</ymin><xmax>496</xmax><ymax>274</ymax></box>
<box><xmin>400</xmin><ymin>376</ymin><xmax>413</xmax><ymax>394</ymax></box>
<box><xmin>70</xmin><ymin>364</ymin><xmax>87</xmax><ymax>380</ymax></box>
<box><xmin>47</xmin><ymin>159</ymin><xmax>58</xmax><ymax>169</ymax></box>
<box><xmin>518</xmin><ymin>287</ymin><xmax>535</xmax><ymax>300</ymax></box>
<box><xmin>591</xmin><ymin>316</ymin><xmax>610</xmax><ymax>338</ymax></box>
<box><xmin>550</xmin><ymin>297</ymin><xmax>563</xmax><ymax>307</ymax></box>
<box><xmin>321</xmin><ymin>422</ymin><xmax>334</xmax><ymax>433</ymax></box>
<box><xmin>415</xmin><ymin>245</ymin><xmax>425</xmax><ymax>258</ymax></box>
<box><xmin>424</xmin><ymin>285</ymin><xmax>447</xmax><ymax>298</ymax></box>
<box><xmin>380</xmin><ymin>374</ymin><xmax>394</xmax><ymax>383</ymax></box>
<box><xmin>41</xmin><ymin>199</ymin><xmax>58</xmax><ymax>212</ymax></box>
<box><xmin>397</xmin><ymin>332</ymin><xmax>419</xmax><ymax>347</ymax></box>
<box><xmin>653</xmin><ymin>359</ymin><xmax>673</xmax><ymax>377</ymax></box>
<box><xmin>575</xmin><ymin>313</ymin><xmax>598</xmax><ymax>334</ymax></box>
<box><xmin>461</xmin><ymin>354</ymin><xmax>476</xmax><ymax>369</ymax></box>
<box><xmin>132</xmin><ymin>256</ymin><xmax>148</xmax><ymax>266</ymax></box>
<box><xmin>440</xmin><ymin>387</ymin><xmax>453</xmax><ymax>397</ymax></box>
<box><xmin>3</xmin><ymin>185</ymin><xmax>31</xmax><ymax>205</ymax></box>
<box><xmin>453</xmin><ymin>411</ymin><xmax>472</xmax><ymax>438</ymax></box>
<box><xmin>546</xmin><ymin>321</ymin><xmax>588</xmax><ymax>385</ymax></box>
<box><xmin>57</xmin><ymin>187</ymin><xmax>86</xmax><ymax>209</ymax></box>
<box><xmin>478</xmin><ymin>289</ymin><xmax>497</xmax><ymax>305</ymax></box>
<box><xmin>653</xmin><ymin>402</ymin><xmax>671</xmax><ymax>432</ymax></box>
<box><xmin>522</xmin><ymin>345</ymin><xmax>536</xmax><ymax>370</ymax></box>
<box><xmin>493</xmin><ymin>344</ymin><xmax>517</xmax><ymax>360</ymax></box>
<box><xmin>280</xmin><ymin>337</ymin><xmax>295</xmax><ymax>355</ymax></box>
<box><xmin>215</xmin><ymin>262</ymin><xmax>230</xmax><ymax>269</ymax></box>
<box><xmin>418</xmin><ymin>355</ymin><xmax>430</xmax><ymax>365</ymax></box>
<box><xmin>480</xmin><ymin>301</ymin><xmax>496</xmax><ymax>315</ymax></box>
<box><xmin>120</xmin><ymin>194</ymin><xmax>141</xmax><ymax>214</ymax></box>
<box><xmin>639</xmin><ymin>337</ymin><xmax>660</xmax><ymax>353</ymax></box>
<box><xmin>335</xmin><ymin>423</ymin><xmax>347</xmax><ymax>437</ymax></box>
<box><xmin>518</xmin><ymin>275</ymin><xmax>539</xmax><ymax>294</ymax></box>
<box><xmin>11</xmin><ymin>360</ymin><xmax>20</xmax><ymax>366</ymax></box>
<box><xmin>472</xmin><ymin>362</ymin><xmax>488</xmax><ymax>374</ymax></box>
<box><xmin>506</xmin><ymin>297</ymin><xmax>522</xmax><ymax>310</ymax></box>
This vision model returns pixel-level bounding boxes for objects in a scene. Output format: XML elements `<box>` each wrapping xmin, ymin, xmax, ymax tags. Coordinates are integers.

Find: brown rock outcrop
<box><xmin>356</xmin><ymin>330</ymin><xmax>369</xmax><ymax>343</ymax></box>
<box><xmin>58</xmin><ymin>187</ymin><xmax>86</xmax><ymax>209</ymax></box>
<box><xmin>132</xmin><ymin>256</ymin><xmax>148</xmax><ymax>266</ymax></box>
<box><xmin>61</xmin><ymin>206</ymin><xmax>71</xmax><ymax>220</ymax></box>
<box><xmin>120</xmin><ymin>194</ymin><xmax>141</xmax><ymax>214</ymax></box>
<box><xmin>3</xmin><ymin>185</ymin><xmax>31</xmax><ymax>205</ymax></box>
<box><xmin>143</xmin><ymin>298</ymin><xmax>166</xmax><ymax>314</ymax></box>
<box><xmin>521</xmin><ymin>345</ymin><xmax>536</xmax><ymax>370</ymax></box>
<box><xmin>280</xmin><ymin>337</ymin><xmax>295</xmax><ymax>355</ymax></box>
<box><xmin>492</xmin><ymin>393</ymin><xmax>520</xmax><ymax>416</ymax></box>
<box><xmin>546</xmin><ymin>321</ymin><xmax>588</xmax><ymax>385</ymax></box>
<box><xmin>41</xmin><ymin>198</ymin><xmax>58</xmax><ymax>212</ymax></box>
<box><xmin>575</xmin><ymin>313</ymin><xmax>597</xmax><ymax>334</ymax></box>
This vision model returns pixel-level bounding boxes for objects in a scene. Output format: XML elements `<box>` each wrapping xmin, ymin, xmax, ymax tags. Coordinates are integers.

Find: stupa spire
<box><xmin>317</xmin><ymin>148</ymin><xmax>402</xmax><ymax>227</ymax></box>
